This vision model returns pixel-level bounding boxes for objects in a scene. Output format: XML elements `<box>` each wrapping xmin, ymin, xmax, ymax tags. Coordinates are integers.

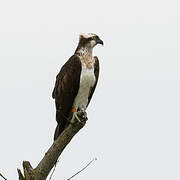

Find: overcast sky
<box><xmin>0</xmin><ymin>0</ymin><xmax>180</xmax><ymax>179</ymax></box>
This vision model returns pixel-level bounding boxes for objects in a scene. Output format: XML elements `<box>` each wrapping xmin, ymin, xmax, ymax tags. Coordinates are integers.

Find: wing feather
<box><xmin>52</xmin><ymin>55</ymin><xmax>81</xmax><ymax>123</ymax></box>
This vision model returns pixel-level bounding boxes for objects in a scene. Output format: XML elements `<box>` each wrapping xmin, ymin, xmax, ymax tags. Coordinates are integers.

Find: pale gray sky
<box><xmin>0</xmin><ymin>0</ymin><xmax>180</xmax><ymax>179</ymax></box>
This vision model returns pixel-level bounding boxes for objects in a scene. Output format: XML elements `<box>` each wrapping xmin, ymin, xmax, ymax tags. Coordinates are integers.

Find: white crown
<box><xmin>80</xmin><ymin>33</ymin><xmax>96</xmax><ymax>38</ymax></box>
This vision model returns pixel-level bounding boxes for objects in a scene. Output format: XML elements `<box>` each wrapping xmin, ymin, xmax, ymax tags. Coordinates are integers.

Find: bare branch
<box><xmin>34</xmin><ymin>120</ymin><xmax>85</xmax><ymax>180</ymax></box>
<box><xmin>67</xmin><ymin>158</ymin><xmax>97</xmax><ymax>180</ymax></box>
<box><xmin>0</xmin><ymin>173</ymin><xmax>7</xmax><ymax>180</ymax></box>
<box><xmin>17</xmin><ymin>169</ymin><xmax>25</xmax><ymax>180</ymax></box>
<box><xmin>18</xmin><ymin>117</ymin><xmax>86</xmax><ymax>180</ymax></box>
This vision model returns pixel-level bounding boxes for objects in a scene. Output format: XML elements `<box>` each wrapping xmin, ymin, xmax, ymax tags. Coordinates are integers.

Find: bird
<box><xmin>52</xmin><ymin>33</ymin><xmax>103</xmax><ymax>140</ymax></box>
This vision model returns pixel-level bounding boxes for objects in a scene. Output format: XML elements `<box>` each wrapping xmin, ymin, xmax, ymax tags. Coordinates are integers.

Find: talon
<box><xmin>71</xmin><ymin>109</ymin><xmax>88</xmax><ymax>123</ymax></box>
<box><xmin>74</xmin><ymin>112</ymin><xmax>82</xmax><ymax>122</ymax></box>
<box><xmin>71</xmin><ymin>111</ymin><xmax>82</xmax><ymax>123</ymax></box>
<box><xmin>78</xmin><ymin>110</ymin><xmax>88</xmax><ymax>121</ymax></box>
<box><xmin>77</xmin><ymin>109</ymin><xmax>88</xmax><ymax>121</ymax></box>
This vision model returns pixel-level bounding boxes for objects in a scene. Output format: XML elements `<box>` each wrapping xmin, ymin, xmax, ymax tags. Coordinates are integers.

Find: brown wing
<box><xmin>87</xmin><ymin>56</ymin><xmax>99</xmax><ymax>106</ymax></box>
<box><xmin>52</xmin><ymin>55</ymin><xmax>81</xmax><ymax>140</ymax></box>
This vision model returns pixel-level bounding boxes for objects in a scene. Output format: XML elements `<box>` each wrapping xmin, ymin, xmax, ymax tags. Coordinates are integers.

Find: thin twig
<box><xmin>67</xmin><ymin>158</ymin><xmax>97</xmax><ymax>180</ymax></box>
<box><xmin>0</xmin><ymin>173</ymin><xmax>7</xmax><ymax>180</ymax></box>
<box><xmin>49</xmin><ymin>160</ymin><xmax>59</xmax><ymax>180</ymax></box>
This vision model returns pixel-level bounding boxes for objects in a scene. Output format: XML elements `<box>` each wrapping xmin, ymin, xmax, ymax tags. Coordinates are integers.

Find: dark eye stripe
<box><xmin>88</xmin><ymin>36</ymin><xmax>97</xmax><ymax>41</ymax></box>
<box><xmin>88</xmin><ymin>37</ymin><xmax>93</xmax><ymax>40</ymax></box>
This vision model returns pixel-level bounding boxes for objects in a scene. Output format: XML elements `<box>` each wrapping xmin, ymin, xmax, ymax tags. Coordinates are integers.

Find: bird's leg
<box><xmin>71</xmin><ymin>107</ymin><xmax>88</xmax><ymax>123</ymax></box>
<box><xmin>71</xmin><ymin>107</ymin><xmax>81</xmax><ymax>123</ymax></box>
<box><xmin>71</xmin><ymin>111</ymin><xmax>82</xmax><ymax>123</ymax></box>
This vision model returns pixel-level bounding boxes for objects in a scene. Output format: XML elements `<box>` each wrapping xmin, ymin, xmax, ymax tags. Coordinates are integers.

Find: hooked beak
<box><xmin>96</xmin><ymin>38</ymin><xmax>104</xmax><ymax>46</ymax></box>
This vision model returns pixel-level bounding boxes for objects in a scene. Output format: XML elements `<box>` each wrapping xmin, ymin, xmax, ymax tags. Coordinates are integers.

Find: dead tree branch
<box><xmin>18</xmin><ymin>120</ymin><xmax>86</xmax><ymax>180</ymax></box>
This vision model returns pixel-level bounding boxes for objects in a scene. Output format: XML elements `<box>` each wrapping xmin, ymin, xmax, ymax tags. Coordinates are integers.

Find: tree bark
<box><xmin>17</xmin><ymin>120</ymin><xmax>86</xmax><ymax>180</ymax></box>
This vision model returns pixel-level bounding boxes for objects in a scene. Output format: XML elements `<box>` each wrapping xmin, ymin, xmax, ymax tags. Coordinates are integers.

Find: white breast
<box><xmin>73</xmin><ymin>65</ymin><xmax>96</xmax><ymax>110</ymax></box>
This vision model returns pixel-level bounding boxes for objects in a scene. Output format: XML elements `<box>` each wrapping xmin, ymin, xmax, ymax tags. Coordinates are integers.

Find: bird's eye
<box><xmin>93</xmin><ymin>36</ymin><xmax>97</xmax><ymax>40</ymax></box>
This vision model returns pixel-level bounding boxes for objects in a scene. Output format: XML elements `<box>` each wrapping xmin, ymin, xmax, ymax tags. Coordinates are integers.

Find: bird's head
<box><xmin>76</xmin><ymin>33</ymin><xmax>103</xmax><ymax>51</ymax></box>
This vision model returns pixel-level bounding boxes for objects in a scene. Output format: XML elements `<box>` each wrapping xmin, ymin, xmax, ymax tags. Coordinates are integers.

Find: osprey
<box><xmin>52</xmin><ymin>33</ymin><xmax>103</xmax><ymax>140</ymax></box>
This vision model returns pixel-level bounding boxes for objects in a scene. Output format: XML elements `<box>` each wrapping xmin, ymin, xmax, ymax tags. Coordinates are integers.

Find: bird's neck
<box><xmin>75</xmin><ymin>47</ymin><xmax>95</xmax><ymax>69</ymax></box>
<box><xmin>75</xmin><ymin>46</ymin><xmax>93</xmax><ymax>59</ymax></box>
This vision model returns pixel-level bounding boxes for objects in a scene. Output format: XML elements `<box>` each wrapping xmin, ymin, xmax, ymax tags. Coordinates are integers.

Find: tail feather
<box><xmin>54</xmin><ymin>110</ymin><xmax>68</xmax><ymax>141</ymax></box>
